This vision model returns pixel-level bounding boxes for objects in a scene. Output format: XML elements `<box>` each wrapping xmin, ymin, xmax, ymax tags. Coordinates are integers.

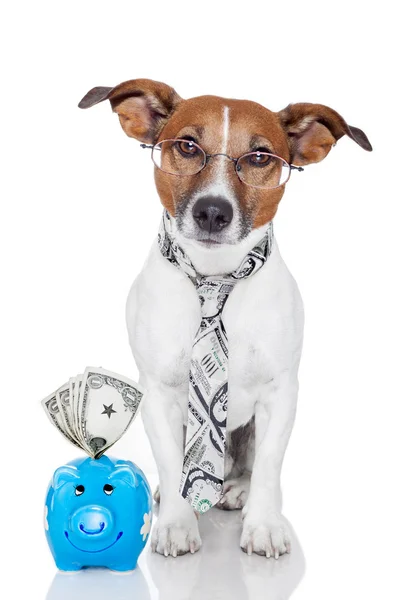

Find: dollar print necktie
<box><xmin>158</xmin><ymin>210</ymin><xmax>274</xmax><ymax>513</ymax></box>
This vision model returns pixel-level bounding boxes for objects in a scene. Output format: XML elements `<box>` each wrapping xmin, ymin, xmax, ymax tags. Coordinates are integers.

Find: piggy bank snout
<box><xmin>70</xmin><ymin>505</ymin><xmax>114</xmax><ymax>537</ymax></box>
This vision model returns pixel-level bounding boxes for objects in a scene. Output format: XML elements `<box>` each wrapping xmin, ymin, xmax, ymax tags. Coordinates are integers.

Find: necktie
<box><xmin>158</xmin><ymin>211</ymin><xmax>274</xmax><ymax>513</ymax></box>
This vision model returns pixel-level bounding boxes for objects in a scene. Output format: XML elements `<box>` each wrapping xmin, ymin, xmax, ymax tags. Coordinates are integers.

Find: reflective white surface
<box><xmin>47</xmin><ymin>569</ymin><xmax>151</xmax><ymax>600</ymax></box>
<box><xmin>45</xmin><ymin>505</ymin><xmax>305</xmax><ymax>600</ymax></box>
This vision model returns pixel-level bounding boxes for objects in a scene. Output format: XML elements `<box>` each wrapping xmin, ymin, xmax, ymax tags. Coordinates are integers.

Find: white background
<box><xmin>1</xmin><ymin>1</ymin><xmax>399</xmax><ymax>598</ymax></box>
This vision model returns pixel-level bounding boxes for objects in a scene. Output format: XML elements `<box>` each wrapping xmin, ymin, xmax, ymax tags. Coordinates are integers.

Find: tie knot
<box><xmin>196</xmin><ymin>279</ymin><xmax>235</xmax><ymax>319</ymax></box>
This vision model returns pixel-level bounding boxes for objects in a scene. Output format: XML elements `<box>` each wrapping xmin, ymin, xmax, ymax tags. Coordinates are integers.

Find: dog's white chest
<box><xmin>126</xmin><ymin>240</ymin><xmax>304</xmax><ymax>431</ymax></box>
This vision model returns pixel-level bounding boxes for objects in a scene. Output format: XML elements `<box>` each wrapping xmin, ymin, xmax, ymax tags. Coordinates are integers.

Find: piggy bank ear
<box><xmin>52</xmin><ymin>466</ymin><xmax>80</xmax><ymax>490</ymax></box>
<box><xmin>109</xmin><ymin>465</ymin><xmax>138</xmax><ymax>488</ymax></box>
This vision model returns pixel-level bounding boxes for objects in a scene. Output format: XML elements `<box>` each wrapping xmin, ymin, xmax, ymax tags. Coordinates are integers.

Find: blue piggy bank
<box><xmin>44</xmin><ymin>456</ymin><xmax>152</xmax><ymax>572</ymax></box>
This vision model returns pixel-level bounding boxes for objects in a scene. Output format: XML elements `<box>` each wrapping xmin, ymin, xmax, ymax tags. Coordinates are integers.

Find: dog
<box><xmin>79</xmin><ymin>79</ymin><xmax>372</xmax><ymax>558</ymax></box>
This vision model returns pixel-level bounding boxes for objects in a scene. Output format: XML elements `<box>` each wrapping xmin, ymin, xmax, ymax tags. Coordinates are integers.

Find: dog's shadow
<box><xmin>148</xmin><ymin>508</ymin><xmax>305</xmax><ymax>600</ymax></box>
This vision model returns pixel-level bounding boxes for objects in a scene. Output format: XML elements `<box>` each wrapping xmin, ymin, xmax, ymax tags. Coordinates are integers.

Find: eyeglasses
<box><xmin>140</xmin><ymin>138</ymin><xmax>304</xmax><ymax>189</ymax></box>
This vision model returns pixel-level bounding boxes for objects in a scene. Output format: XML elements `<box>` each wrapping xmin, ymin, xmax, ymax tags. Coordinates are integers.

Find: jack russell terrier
<box><xmin>79</xmin><ymin>79</ymin><xmax>372</xmax><ymax>559</ymax></box>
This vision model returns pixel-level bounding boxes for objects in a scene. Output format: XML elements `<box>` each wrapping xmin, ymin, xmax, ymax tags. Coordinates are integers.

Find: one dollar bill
<box><xmin>41</xmin><ymin>367</ymin><xmax>145</xmax><ymax>458</ymax></box>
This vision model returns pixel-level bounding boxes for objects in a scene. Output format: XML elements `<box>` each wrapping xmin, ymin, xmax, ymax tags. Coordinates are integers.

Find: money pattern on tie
<box><xmin>41</xmin><ymin>367</ymin><xmax>145</xmax><ymax>458</ymax></box>
<box><xmin>159</xmin><ymin>209</ymin><xmax>274</xmax><ymax>513</ymax></box>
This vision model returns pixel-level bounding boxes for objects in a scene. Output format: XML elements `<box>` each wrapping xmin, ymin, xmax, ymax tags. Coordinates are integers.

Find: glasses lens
<box><xmin>152</xmin><ymin>139</ymin><xmax>206</xmax><ymax>176</ymax></box>
<box><xmin>236</xmin><ymin>153</ymin><xmax>290</xmax><ymax>189</ymax></box>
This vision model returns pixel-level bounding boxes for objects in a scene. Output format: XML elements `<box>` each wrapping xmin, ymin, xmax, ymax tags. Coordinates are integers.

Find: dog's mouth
<box><xmin>64</xmin><ymin>530</ymin><xmax>123</xmax><ymax>553</ymax></box>
<box><xmin>196</xmin><ymin>238</ymin><xmax>223</xmax><ymax>247</ymax></box>
<box><xmin>184</xmin><ymin>231</ymin><xmax>244</xmax><ymax>248</ymax></box>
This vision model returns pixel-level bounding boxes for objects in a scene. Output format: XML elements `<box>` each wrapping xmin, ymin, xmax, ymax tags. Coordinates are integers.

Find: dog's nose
<box><xmin>192</xmin><ymin>197</ymin><xmax>233</xmax><ymax>233</ymax></box>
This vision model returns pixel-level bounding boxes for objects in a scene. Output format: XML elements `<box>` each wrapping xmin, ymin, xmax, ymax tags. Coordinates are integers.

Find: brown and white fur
<box><xmin>79</xmin><ymin>79</ymin><xmax>372</xmax><ymax>558</ymax></box>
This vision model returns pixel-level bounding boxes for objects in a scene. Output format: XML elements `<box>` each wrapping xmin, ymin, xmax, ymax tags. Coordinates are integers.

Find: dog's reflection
<box><xmin>148</xmin><ymin>509</ymin><xmax>305</xmax><ymax>600</ymax></box>
<box><xmin>46</xmin><ymin>566</ymin><xmax>151</xmax><ymax>600</ymax></box>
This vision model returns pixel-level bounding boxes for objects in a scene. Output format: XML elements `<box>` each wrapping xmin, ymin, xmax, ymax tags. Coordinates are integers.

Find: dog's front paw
<box><xmin>151</xmin><ymin>512</ymin><xmax>202</xmax><ymax>557</ymax></box>
<box><xmin>240</xmin><ymin>511</ymin><xmax>291</xmax><ymax>558</ymax></box>
<box><xmin>216</xmin><ymin>474</ymin><xmax>250</xmax><ymax>510</ymax></box>
<box><xmin>153</xmin><ymin>485</ymin><xmax>161</xmax><ymax>503</ymax></box>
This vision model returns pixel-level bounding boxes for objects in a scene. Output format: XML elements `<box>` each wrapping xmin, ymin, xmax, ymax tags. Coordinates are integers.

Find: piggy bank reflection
<box><xmin>44</xmin><ymin>456</ymin><xmax>152</xmax><ymax>572</ymax></box>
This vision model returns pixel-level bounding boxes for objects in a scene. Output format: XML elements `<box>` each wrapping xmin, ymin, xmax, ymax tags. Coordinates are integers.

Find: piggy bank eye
<box><xmin>75</xmin><ymin>485</ymin><xmax>85</xmax><ymax>496</ymax></box>
<box><xmin>103</xmin><ymin>484</ymin><xmax>114</xmax><ymax>496</ymax></box>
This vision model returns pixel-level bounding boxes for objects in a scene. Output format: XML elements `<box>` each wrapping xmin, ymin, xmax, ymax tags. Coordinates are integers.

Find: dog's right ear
<box><xmin>78</xmin><ymin>79</ymin><xmax>182</xmax><ymax>144</ymax></box>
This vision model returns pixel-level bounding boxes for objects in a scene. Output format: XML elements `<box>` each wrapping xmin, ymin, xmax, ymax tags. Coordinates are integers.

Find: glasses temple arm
<box><xmin>140</xmin><ymin>143</ymin><xmax>154</xmax><ymax>149</ymax></box>
<box><xmin>290</xmin><ymin>164</ymin><xmax>305</xmax><ymax>172</ymax></box>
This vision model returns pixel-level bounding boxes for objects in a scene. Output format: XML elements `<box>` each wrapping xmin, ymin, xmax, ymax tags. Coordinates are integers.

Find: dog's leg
<box><xmin>216</xmin><ymin>419</ymin><xmax>255</xmax><ymax>510</ymax></box>
<box><xmin>240</xmin><ymin>373</ymin><xmax>297</xmax><ymax>558</ymax></box>
<box><xmin>141</xmin><ymin>383</ymin><xmax>201</xmax><ymax>557</ymax></box>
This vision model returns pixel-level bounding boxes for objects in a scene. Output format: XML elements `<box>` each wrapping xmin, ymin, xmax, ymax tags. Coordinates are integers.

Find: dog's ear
<box><xmin>78</xmin><ymin>79</ymin><xmax>182</xmax><ymax>144</ymax></box>
<box><xmin>278</xmin><ymin>103</ymin><xmax>372</xmax><ymax>166</ymax></box>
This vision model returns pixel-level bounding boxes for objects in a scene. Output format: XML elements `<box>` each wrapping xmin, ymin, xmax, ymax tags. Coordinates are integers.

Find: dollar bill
<box><xmin>42</xmin><ymin>391</ymin><xmax>82</xmax><ymax>450</ymax></box>
<box><xmin>79</xmin><ymin>367</ymin><xmax>145</xmax><ymax>458</ymax></box>
<box><xmin>41</xmin><ymin>367</ymin><xmax>145</xmax><ymax>458</ymax></box>
<box><xmin>55</xmin><ymin>382</ymin><xmax>74</xmax><ymax>439</ymax></box>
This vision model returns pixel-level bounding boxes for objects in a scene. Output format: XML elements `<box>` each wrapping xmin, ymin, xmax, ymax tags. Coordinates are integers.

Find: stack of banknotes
<box><xmin>42</xmin><ymin>366</ymin><xmax>145</xmax><ymax>458</ymax></box>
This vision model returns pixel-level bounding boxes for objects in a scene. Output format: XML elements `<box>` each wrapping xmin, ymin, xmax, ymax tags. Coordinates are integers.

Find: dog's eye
<box><xmin>177</xmin><ymin>140</ymin><xmax>199</xmax><ymax>156</ymax></box>
<box><xmin>103</xmin><ymin>484</ymin><xmax>114</xmax><ymax>496</ymax></box>
<box><xmin>75</xmin><ymin>485</ymin><xmax>85</xmax><ymax>496</ymax></box>
<box><xmin>249</xmin><ymin>151</ymin><xmax>272</xmax><ymax>166</ymax></box>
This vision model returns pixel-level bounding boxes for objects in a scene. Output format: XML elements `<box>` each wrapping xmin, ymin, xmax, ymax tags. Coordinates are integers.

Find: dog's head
<box><xmin>79</xmin><ymin>79</ymin><xmax>372</xmax><ymax>248</ymax></box>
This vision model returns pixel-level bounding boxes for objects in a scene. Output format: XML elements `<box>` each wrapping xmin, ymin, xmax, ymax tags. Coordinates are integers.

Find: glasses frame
<box><xmin>140</xmin><ymin>138</ymin><xmax>304</xmax><ymax>190</ymax></box>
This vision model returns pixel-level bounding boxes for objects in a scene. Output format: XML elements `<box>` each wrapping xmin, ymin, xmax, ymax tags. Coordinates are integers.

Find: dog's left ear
<box><xmin>278</xmin><ymin>103</ymin><xmax>372</xmax><ymax>166</ymax></box>
<box><xmin>78</xmin><ymin>78</ymin><xmax>182</xmax><ymax>144</ymax></box>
